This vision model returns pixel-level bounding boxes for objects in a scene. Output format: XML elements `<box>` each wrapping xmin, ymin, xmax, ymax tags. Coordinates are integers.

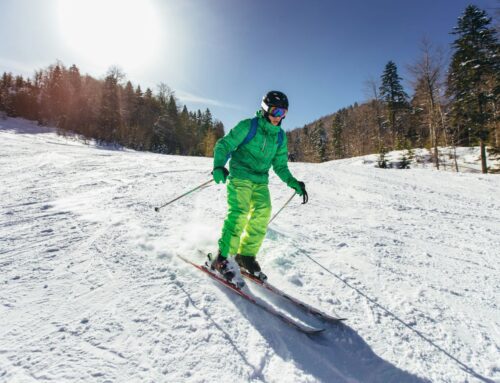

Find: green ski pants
<box><xmin>218</xmin><ymin>177</ymin><xmax>272</xmax><ymax>258</ymax></box>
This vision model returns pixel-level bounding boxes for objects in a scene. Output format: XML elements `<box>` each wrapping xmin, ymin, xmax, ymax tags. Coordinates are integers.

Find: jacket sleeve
<box><xmin>213</xmin><ymin>119</ymin><xmax>251</xmax><ymax>168</ymax></box>
<box><xmin>272</xmin><ymin>130</ymin><xmax>297</xmax><ymax>186</ymax></box>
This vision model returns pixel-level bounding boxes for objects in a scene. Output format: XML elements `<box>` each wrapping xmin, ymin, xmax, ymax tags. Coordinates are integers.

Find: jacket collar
<box><xmin>256</xmin><ymin>110</ymin><xmax>281</xmax><ymax>135</ymax></box>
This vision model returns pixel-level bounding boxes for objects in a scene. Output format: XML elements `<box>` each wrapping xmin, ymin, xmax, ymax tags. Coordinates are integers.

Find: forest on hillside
<box><xmin>288</xmin><ymin>5</ymin><xmax>499</xmax><ymax>173</ymax></box>
<box><xmin>0</xmin><ymin>64</ymin><xmax>224</xmax><ymax>157</ymax></box>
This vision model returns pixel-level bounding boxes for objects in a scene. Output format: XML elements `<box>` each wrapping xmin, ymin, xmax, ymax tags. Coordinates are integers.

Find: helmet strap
<box><xmin>262</xmin><ymin>110</ymin><xmax>284</xmax><ymax>126</ymax></box>
<box><xmin>263</xmin><ymin>110</ymin><xmax>271</xmax><ymax>123</ymax></box>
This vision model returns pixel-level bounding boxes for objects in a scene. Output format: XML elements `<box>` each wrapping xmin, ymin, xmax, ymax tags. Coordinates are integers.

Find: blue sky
<box><xmin>0</xmin><ymin>0</ymin><xmax>498</xmax><ymax>131</ymax></box>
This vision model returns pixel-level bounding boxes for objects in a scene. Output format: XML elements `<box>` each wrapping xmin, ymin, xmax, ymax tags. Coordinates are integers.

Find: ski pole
<box><xmin>154</xmin><ymin>179</ymin><xmax>213</xmax><ymax>212</ymax></box>
<box><xmin>269</xmin><ymin>192</ymin><xmax>296</xmax><ymax>224</ymax></box>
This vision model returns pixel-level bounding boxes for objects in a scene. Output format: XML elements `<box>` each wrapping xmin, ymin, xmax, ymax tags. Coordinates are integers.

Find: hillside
<box><xmin>1</xmin><ymin>117</ymin><xmax>499</xmax><ymax>382</ymax></box>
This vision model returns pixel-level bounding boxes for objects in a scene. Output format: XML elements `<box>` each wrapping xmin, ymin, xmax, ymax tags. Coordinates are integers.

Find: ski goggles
<box><xmin>268</xmin><ymin>106</ymin><xmax>288</xmax><ymax>118</ymax></box>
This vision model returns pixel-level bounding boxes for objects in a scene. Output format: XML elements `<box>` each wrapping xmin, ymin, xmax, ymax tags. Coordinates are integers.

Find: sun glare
<box><xmin>57</xmin><ymin>0</ymin><xmax>161</xmax><ymax>72</ymax></box>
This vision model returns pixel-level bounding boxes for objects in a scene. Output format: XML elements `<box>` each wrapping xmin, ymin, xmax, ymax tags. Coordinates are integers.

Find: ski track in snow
<box><xmin>0</xmin><ymin>118</ymin><xmax>499</xmax><ymax>383</ymax></box>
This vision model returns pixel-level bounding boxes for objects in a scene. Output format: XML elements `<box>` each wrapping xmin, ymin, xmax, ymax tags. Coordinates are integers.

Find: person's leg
<box><xmin>238</xmin><ymin>183</ymin><xmax>271</xmax><ymax>257</ymax></box>
<box><xmin>217</xmin><ymin>178</ymin><xmax>253</xmax><ymax>257</ymax></box>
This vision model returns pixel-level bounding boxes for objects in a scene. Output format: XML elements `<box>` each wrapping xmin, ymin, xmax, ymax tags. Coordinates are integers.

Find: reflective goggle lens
<box><xmin>269</xmin><ymin>106</ymin><xmax>287</xmax><ymax>118</ymax></box>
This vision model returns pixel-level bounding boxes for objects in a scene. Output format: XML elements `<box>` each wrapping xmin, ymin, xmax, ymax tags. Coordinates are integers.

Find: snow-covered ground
<box><xmin>1</xmin><ymin>117</ymin><xmax>499</xmax><ymax>383</ymax></box>
<box><xmin>361</xmin><ymin>146</ymin><xmax>500</xmax><ymax>174</ymax></box>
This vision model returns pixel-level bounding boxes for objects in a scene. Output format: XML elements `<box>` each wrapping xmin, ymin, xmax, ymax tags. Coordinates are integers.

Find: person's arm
<box><xmin>213</xmin><ymin>119</ymin><xmax>251</xmax><ymax>169</ymax></box>
<box><xmin>272</xmin><ymin>130</ymin><xmax>295</xmax><ymax>185</ymax></box>
<box><xmin>272</xmin><ymin>131</ymin><xmax>308</xmax><ymax>203</ymax></box>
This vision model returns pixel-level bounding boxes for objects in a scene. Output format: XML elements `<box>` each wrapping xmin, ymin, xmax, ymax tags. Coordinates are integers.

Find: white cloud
<box><xmin>176</xmin><ymin>90</ymin><xmax>243</xmax><ymax>110</ymax></box>
<box><xmin>0</xmin><ymin>58</ymin><xmax>40</xmax><ymax>76</ymax></box>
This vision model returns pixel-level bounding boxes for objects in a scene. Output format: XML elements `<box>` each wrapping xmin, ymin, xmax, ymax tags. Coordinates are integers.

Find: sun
<box><xmin>57</xmin><ymin>0</ymin><xmax>161</xmax><ymax>72</ymax></box>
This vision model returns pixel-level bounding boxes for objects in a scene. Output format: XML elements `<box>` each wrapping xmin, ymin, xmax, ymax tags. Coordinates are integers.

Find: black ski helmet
<box><xmin>261</xmin><ymin>90</ymin><xmax>289</xmax><ymax>112</ymax></box>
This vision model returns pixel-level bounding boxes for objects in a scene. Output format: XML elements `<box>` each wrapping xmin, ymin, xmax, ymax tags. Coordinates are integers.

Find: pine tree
<box><xmin>48</xmin><ymin>64</ymin><xmax>67</xmax><ymax>124</ymax></box>
<box><xmin>133</xmin><ymin>85</ymin><xmax>143</xmax><ymax>128</ymax></box>
<box><xmin>200</xmin><ymin>108</ymin><xmax>213</xmax><ymax>136</ymax></box>
<box><xmin>331</xmin><ymin>113</ymin><xmax>344</xmax><ymax>159</ymax></box>
<box><xmin>198</xmin><ymin>108</ymin><xmax>215</xmax><ymax>156</ymax></box>
<box><xmin>213</xmin><ymin>120</ymin><xmax>225</xmax><ymax>139</ymax></box>
<box><xmin>299</xmin><ymin>126</ymin><xmax>310</xmax><ymax>161</ymax></box>
<box><xmin>379</xmin><ymin>61</ymin><xmax>409</xmax><ymax>148</ymax></box>
<box><xmin>142</xmin><ymin>88</ymin><xmax>159</xmax><ymax>150</ymax></box>
<box><xmin>0</xmin><ymin>72</ymin><xmax>13</xmax><ymax>115</ymax></box>
<box><xmin>68</xmin><ymin>65</ymin><xmax>81</xmax><ymax>91</ymax></box>
<box><xmin>63</xmin><ymin>64</ymin><xmax>83</xmax><ymax>133</ymax></box>
<box><xmin>447</xmin><ymin>5</ymin><xmax>499</xmax><ymax>173</ymax></box>
<box><xmin>288</xmin><ymin>129</ymin><xmax>301</xmax><ymax>162</ymax></box>
<box><xmin>317</xmin><ymin>122</ymin><xmax>328</xmax><ymax>161</ymax></box>
<box><xmin>121</xmin><ymin>81</ymin><xmax>136</xmax><ymax>145</ymax></box>
<box><xmin>377</xmin><ymin>145</ymin><xmax>389</xmax><ymax>168</ymax></box>
<box><xmin>151</xmin><ymin>93</ymin><xmax>177</xmax><ymax>153</ymax></box>
<box><xmin>98</xmin><ymin>73</ymin><xmax>122</xmax><ymax>144</ymax></box>
<box><xmin>79</xmin><ymin>74</ymin><xmax>101</xmax><ymax>140</ymax></box>
<box><xmin>179</xmin><ymin>105</ymin><xmax>195</xmax><ymax>154</ymax></box>
<box><xmin>167</xmin><ymin>95</ymin><xmax>180</xmax><ymax>149</ymax></box>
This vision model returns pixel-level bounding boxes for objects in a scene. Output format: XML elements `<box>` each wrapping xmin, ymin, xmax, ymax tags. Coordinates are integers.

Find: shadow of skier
<box><xmin>217</xmin><ymin>286</ymin><xmax>430</xmax><ymax>383</ymax></box>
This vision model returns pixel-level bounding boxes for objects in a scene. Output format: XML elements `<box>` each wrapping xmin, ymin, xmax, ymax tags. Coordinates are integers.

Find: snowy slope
<box><xmin>1</xmin><ymin>117</ymin><xmax>499</xmax><ymax>383</ymax></box>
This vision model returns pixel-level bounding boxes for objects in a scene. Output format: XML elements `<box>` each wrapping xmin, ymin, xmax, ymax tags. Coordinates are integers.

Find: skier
<box><xmin>210</xmin><ymin>90</ymin><xmax>308</xmax><ymax>283</ymax></box>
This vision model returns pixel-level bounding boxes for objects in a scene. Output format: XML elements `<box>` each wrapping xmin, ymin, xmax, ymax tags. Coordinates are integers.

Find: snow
<box><xmin>1</xmin><ymin>117</ymin><xmax>499</xmax><ymax>383</ymax></box>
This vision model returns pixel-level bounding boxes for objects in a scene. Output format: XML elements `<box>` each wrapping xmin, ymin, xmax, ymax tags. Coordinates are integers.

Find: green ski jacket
<box><xmin>213</xmin><ymin>111</ymin><xmax>297</xmax><ymax>185</ymax></box>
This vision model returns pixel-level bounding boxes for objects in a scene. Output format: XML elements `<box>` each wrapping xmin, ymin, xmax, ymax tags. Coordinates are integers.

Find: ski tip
<box><xmin>304</xmin><ymin>327</ymin><xmax>326</xmax><ymax>335</ymax></box>
<box><xmin>319</xmin><ymin>316</ymin><xmax>348</xmax><ymax>323</ymax></box>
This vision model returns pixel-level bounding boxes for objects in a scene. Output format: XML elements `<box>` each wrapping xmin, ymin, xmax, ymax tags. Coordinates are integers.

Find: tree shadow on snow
<box><xmin>0</xmin><ymin>117</ymin><xmax>57</xmax><ymax>134</ymax></box>
<box><xmin>0</xmin><ymin>117</ymin><xmax>126</xmax><ymax>152</ymax></box>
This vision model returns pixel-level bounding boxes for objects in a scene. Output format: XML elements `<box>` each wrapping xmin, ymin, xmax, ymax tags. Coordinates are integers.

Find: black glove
<box><xmin>297</xmin><ymin>181</ymin><xmax>308</xmax><ymax>204</ymax></box>
<box><xmin>289</xmin><ymin>179</ymin><xmax>308</xmax><ymax>204</ymax></box>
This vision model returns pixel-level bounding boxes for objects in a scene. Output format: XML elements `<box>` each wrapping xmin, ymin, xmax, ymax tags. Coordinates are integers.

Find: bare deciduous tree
<box><xmin>408</xmin><ymin>38</ymin><xmax>445</xmax><ymax>169</ymax></box>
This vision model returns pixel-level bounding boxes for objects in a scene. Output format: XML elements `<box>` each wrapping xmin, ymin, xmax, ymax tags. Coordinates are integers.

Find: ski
<box><xmin>240</xmin><ymin>270</ymin><xmax>347</xmax><ymax>324</ymax></box>
<box><xmin>178</xmin><ymin>255</ymin><xmax>325</xmax><ymax>335</ymax></box>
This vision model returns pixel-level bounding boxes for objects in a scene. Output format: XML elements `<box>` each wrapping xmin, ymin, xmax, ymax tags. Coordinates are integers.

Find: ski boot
<box><xmin>235</xmin><ymin>254</ymin><xmax>267</xmax><ymax>281</ymax></box>
<box><xmin>208</xmin><ymin>252</ymin><xmax>244</xmax><ymax>288</ymax></box>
